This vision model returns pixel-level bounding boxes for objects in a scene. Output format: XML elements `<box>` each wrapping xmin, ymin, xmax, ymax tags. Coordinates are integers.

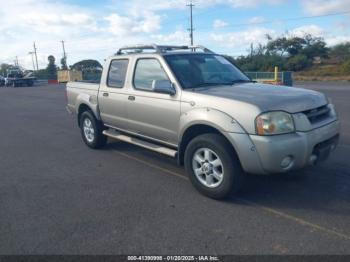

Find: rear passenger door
<box><xmin>126</xmin><ymin>57</ymin><xmax>181</xmax><ymax>146</ymax></box>
<box><xmin>98</xmin><ymin>59</ymin><xmax>130</xmax><ymax>130</ymax></box>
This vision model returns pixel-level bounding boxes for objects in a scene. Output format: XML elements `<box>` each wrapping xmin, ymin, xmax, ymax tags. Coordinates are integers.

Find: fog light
<box><xmin>281</xmin><ymin>156</ymin><xmax>294</xmax><ymax>169</ymax></box>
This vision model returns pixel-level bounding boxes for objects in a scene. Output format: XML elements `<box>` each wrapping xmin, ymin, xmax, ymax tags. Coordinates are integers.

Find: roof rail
<box><xmin>115</xmin><ymin>44</ymin><xmax>214</xmax><ymax>55</ymax></box>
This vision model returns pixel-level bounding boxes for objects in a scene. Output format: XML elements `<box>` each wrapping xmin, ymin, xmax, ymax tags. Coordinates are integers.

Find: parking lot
<box><xmin>0</xmin><ymin>81</ymin><xmax>349</xmax><ymax>254</ymax></box>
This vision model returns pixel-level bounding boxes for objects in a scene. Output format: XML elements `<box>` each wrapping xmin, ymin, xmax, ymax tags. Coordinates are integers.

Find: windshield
<box><xmin>164</xmin><ymin>54</ymin><xmax>251</xmax><ymax>89</ymax></box>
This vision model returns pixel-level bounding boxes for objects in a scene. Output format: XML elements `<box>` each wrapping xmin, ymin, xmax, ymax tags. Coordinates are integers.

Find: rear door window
<box><xmin>107</xmin><ymin>59</ymin><xmax>129</xmax><ymax>88</ymax></box>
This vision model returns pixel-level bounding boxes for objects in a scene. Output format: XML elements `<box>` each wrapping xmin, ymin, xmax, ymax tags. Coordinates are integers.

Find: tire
<box><xmin>79</xmin><ymin>111</ymin><xmax>107</xmax><ymax>149</ymax></box>
<box><xmin>184</xmin><ymin>133</ymin><xmax>244</xmax><ymax>199</ymax></box>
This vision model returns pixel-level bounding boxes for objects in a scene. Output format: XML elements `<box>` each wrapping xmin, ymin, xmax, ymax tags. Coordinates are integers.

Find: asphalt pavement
<box><xmin>0</xmin><ymin>82</ymin><xmax>349</xmax><ymax>255</ymax></box>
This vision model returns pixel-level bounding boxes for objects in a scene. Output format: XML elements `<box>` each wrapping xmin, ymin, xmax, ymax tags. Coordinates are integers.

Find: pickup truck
<box><xmin>66</xmin><ymin>45</ymin><xmax>340</xmax><ymax>199</ymax></box>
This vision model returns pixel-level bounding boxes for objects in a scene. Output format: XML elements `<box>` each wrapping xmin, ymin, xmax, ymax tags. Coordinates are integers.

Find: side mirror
<box><xmin>152</xmin><ymin>80</ymin><xmax>176</xmax><ymax>96</ymax></box>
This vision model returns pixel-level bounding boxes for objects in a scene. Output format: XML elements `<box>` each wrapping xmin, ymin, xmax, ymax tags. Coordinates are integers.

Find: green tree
<box><xmin>266</xmin><ymin>36</ymin><xmax>306</xmax><ymax>57</ymax></box>
<box><xmin>286</xmin><ymin>54</ymin><xmax>311</xmax><ymax>71</ymax></box>
<box><xmin>71</xmin><ymin>59</ymin><xmax>102</xmax><ymax>71</ymax></box>
<box><xmin>286</xmin><ymin>37</ymin><xmax>306</xmax><ymax>56</ymax></box>
<box><xmin>46</xmin><ymin>55</ymin><xmax>57</xmax><ymax>80</ymax></box>
<box><xmin>60</xmin><ymin>57</ymin><xmax>68</xmax><ymax>70</ymax></box>
<box><xmin>301</xmin><ymin>34</ymin><xmax>328</xmax><ymax>59</ymax></box>
<box><xmin>72</xmin><ymin>59</ymin><xmax>103</xmax><ymax>82</ymax></box>
<box><xmin>330</xmin><ymin>43</ymin><xmax>350</xmax><ymax>63</ymax></box>
<box><xmin>0</xmin><ymin>63</ymin><xmax>12</xmax><ymax>76</ymax></box>
<box><xmin>266</xmin><ymin>36</ymin><xmax>289</xmax><ymax>56</ymax></box>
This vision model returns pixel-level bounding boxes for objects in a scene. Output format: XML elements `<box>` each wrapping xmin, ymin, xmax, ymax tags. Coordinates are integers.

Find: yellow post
<box><xmin>274</xmin><ymin>66</ymin><xmax>278</xmax><ymax>83</ymax></box>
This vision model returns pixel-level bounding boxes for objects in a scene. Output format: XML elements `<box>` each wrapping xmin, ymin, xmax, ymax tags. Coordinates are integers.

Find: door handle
<box><xmin>128</xmin><ymin>96</ymin><xmax>135</xmax><ymax>101</ymax></box>
<box><xmin>102</xmin><ymin>92</ymin><xmax>109</xmax><ymax>97</ymax></box>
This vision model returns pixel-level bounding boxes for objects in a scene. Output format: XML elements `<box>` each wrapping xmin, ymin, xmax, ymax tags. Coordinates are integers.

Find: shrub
<box><xmin>342</xmin><ymin>59</ymin><xmax>350</xmax><ymax>74</ymax></box>
<box><xmin>286</xmin><ymin>54</ymin><xmax>311</xmax><ymax>71</ymax></box>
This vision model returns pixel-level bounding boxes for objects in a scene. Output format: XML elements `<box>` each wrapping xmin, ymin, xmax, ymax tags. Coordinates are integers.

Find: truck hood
<box><xmin>192</xmin><ymin>83</ymin><xmax>328</xmax><ymax>113</ymax></box>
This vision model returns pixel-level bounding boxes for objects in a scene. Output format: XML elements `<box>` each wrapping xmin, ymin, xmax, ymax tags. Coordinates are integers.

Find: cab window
<box><xmin>133</xmin><ymin>59</ymin><xmax>169</xmax><ymax>91</ymax></box>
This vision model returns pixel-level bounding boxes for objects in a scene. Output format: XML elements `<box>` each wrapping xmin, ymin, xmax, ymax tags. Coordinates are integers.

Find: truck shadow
<box><xmin>235</xmin><ymin>163</ymin><xmax>350</xmax><ymax>216</ymax></box>
<box><xmin>107</xmin><ymin>141</ymin><xmax>350</xmax><ymax>215</ymax></box>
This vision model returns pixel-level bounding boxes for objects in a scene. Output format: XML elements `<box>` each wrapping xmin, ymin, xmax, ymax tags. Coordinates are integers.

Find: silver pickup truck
<box><xmin>66</xmin><ymin>45</ymin><xmax>340</xmax><ymax>199</ymax></box>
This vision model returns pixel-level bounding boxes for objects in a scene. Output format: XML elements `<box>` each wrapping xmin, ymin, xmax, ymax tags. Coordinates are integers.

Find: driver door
<box><xmin>126</xmin><ymin>58</ymin><xmax>181</xmax><ymax>146</ymax></box>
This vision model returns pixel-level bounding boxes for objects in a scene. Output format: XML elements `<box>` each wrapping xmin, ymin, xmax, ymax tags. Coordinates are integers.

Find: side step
<box><xmin>103</xmin><ymin>129</ymin><xmax>177</xmax><ymax>158</ymax></box>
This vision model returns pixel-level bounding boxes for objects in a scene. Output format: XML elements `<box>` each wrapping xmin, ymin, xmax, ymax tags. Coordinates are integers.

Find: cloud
<box><xmin>213</xmin><ymin>19</ymin><xmax>229</xmax><ymax>28</ymax></box>
<box><xmin>285</xmin><ymin>24</ymin><xmax>349</xmax><ymax>46</ymax></box>
<box><xmin>21</xmin><ymin>13</ymin><xmax>93</xmax><ymax>27</ymax></box>
<box><xmin>104</xmin><ymin>13</ymin><xmax>161</xmax><ymax>36</ymax></box>
<box><xmin>289</xmin><ymin>25</ymin><xmax>325</xmax><ymax>38</ymax></box>
<box><xmin>151</xmin><ymin>31</ymin><xmax>189</xmax><ymax>44</ymax></box>
<box><xmin>248</xmin><ymin>16</ymin><xmax>266</xmax><ymax>24</ymax></box>
<box><xmin>210</xmin><ymin>27</ymin><xmax>276</xmax><ymax>48</ymax></box>
<box><xmin>120</xmin><ymin>0</ymin><xmax>285</xmax><ymax>12</ymax></box>
<box><xmin>226</xmin><ymin>0</ymin><xmax>285</xmax><ymax>8</ymax></box>
<box><xmin>1</xmin><ymin>0</ymin><xmax>349</xmax><ymax>70</ymax></box>
<box><xmin>301</xmin><ymin>0</ymin><xmax>350</xmax><ymax>15</ymax></box>
<box><xmin>326</xmin><ymin>35</ymin><xmax>350</xmax><ymax>46</ymax></box>
<box><xmin>0</xmin><ymin>0</ymin><xmax>164</xmax><ymax>69</ymax></box>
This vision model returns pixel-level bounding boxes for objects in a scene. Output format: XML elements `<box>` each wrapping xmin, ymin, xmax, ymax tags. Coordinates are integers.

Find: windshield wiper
<box><xmin>230</xmin><ymin>79</ymin><xmax>255</xmax><ymax>84</ymax></box>
<box><xmin>188</xmin><ymin>82</ymin><xmax>233</xmax><ymax>90</ymax></box>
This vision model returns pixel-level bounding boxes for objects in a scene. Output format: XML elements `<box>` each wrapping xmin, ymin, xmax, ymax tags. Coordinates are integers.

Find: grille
<box><xmin>303</xmin><ymin>105</ymin><xmax>330</xmax><ymax>124</ymax></box>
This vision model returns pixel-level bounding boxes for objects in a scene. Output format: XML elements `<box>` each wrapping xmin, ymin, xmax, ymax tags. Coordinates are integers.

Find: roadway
<box><xmin>0</xmin><ymin>82</ymin><xmax>349</xmax><ymax>254</ymax></box>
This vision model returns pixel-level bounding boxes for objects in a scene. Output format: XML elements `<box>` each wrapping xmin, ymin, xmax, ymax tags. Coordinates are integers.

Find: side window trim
<box><xmin>106</xmin><ymin>59</ymin><xmax>129</xmax><ymax>89</ymax></box>
<box><xmin>132</xmin><ymin>58</ymin><xmax>170</xmax><ymax>92</ymax></box>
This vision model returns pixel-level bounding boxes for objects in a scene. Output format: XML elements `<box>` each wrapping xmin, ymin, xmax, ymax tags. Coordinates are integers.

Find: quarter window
<box><xmin>133</xmin><ymin>59</ymin><xmax>169</xmax><ymax>91</ymax></box>
<box><xmin>107</xmin><ymin>59</ymin><xmax>129</xmax><ymax>88</ymax></box>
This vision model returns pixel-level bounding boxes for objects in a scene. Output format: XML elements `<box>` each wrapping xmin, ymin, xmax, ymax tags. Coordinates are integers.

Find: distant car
<box><xmin>0</xmin><ymin>76</ymin><xmax>5</xmax><ymax>86</ymax></box>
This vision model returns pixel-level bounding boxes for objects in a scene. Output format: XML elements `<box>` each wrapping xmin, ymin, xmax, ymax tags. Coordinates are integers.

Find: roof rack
<box><xmin>115</xmin><ymin>44</ymin><xmax>214</xmax><ymax>55</ymax></box>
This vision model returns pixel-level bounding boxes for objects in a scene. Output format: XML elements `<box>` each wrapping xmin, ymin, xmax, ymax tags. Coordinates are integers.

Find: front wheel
<box><xmin>184</xmin><ymin>133</ymin><xmax>244</xmax><ymax>199</ymax></box>
<box><xmin>79</xmin><ymin>111</ymin><xmax>107</xmax><ymax>149</ymax></box>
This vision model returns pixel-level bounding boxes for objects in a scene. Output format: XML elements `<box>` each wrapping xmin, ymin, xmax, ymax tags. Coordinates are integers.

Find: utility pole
<box><xmin>14</xmin><ymin>56</ymin><xmax>19</xmax><ymax>67</ymax></box>
<box><xmin>61</xmin><ymin>40</ymin><xmax>67</xmax><ymax>62</ymax></box>
<box><xmin>33</xmin><ymin>42</ymin><xmax>39</xmax><ymax>71</ymax></box>
<box><xmin>187</xmin><ymin>0</ymin><xmax>195</xmax><ymax>46</ymax></box>
<box><xmin>29</xmin><ymin>52</ymin><xmax>36</xmax><ymax>71</ymax></box>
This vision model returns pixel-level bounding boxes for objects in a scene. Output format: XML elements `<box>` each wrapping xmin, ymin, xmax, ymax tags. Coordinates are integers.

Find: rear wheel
<box><xmin>79</xmin><ymin>111</ymin><xmax>107</xmax><ymax>149</ymax></box>
<box><xmin>184</xmin><ymin>133</ymin><xmax>244</xmax><ymax>199</ymax></box>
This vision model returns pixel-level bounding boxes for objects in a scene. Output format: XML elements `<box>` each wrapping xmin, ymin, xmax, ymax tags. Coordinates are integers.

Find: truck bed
<box><xmin>66</xmin><ymin>81</ymin><xmax>100</xmax><ymax>115</ymax></box>
<box><xmin>67</xmin><ymin>81</ymin><xmax>99</xmax><ymax>91</ymax></box>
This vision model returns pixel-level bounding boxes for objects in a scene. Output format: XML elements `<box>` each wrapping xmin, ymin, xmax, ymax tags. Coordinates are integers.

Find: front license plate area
<box><xmin>313</xmin><ymin>135</ymin><xmax>339</xmax><ymax>163</ymax></box>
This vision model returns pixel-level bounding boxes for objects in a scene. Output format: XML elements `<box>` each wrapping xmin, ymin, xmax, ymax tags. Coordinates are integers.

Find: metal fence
<box><xmin>245</xmin><ymin>71</ymin><xmax>293</xmax><ymax>86</ymax></box>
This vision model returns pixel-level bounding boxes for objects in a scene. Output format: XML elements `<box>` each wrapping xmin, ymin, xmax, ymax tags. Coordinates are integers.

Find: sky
<box><xmin>0</xmin><ymin>0</ymin><xmax>350</xmax><ymax>70</ymax></box>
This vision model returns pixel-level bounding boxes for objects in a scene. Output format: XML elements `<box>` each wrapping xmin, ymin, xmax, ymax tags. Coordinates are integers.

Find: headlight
<box><xmin>255</xmin><ymin>111</ymin><xmax>295</xmax><ymax>135</ymax></box>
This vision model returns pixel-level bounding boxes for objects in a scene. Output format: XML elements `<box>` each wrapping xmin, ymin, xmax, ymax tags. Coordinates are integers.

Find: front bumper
<box><xmin>226</xmin><ymin>120</ymin><xmax>340</xmax><ymax>174</ymax></box>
